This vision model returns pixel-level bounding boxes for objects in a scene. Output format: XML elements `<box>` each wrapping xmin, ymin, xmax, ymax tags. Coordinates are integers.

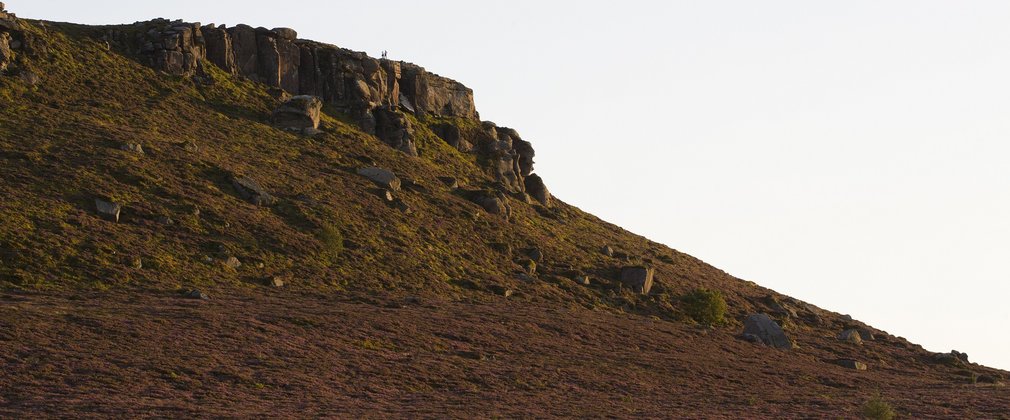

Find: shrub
<box><xmin>682</xmin><ymin>288</ymin><xmax>727</xmax><ymax>326</ymax></box>
<box><xmin>317</xmin><ymin>223</ymin><xmax>344</xmax><ymax>262</ymax></box>
<box><xmin>861</xmin><ymin>394</ymin><xmax>896</xmax><ymax>420</ymax></box>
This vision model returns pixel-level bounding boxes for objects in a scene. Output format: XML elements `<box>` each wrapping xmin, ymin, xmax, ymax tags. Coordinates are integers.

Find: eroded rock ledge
<box><xmin>92</xmin><ymin>18</ymin><xmax>549</xmax><ymax>199</ymax></box>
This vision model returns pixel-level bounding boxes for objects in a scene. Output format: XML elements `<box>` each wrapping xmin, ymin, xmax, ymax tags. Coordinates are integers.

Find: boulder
<box><xmin>527</xmin><ymin>248</ymin><xmax>544</xmax><ymax>263</ymax></box>
<box><xmin>95</xmin><ymin>199</ymin><xmax>122</xmax><ymax>222</ymax></box>
<box><xmin>837</xmin><ymin>329</ymin><xmax>863</xmax><ymax>345</ymax></box>
<box><xmin>183</xmin><ymin>289</ymin><xmax>209</xmax><ymax>300</ymax></box>
<box><xmin>475</xmin><ymin>195</ymin><xmax>507</xmax><ymax>216</ymax></box>
<box><xmin>356</xmin><ymin>167</ymin><xmax>401</xmax><ymax>191</ymax></box>
<box><xmin>835</xmin><ymin>359</ymin><xmax>867</xmax><ymax>370</ymax></box>
<box><xmin>742</xmin><ymin>313</ymin><xmax>792</xmax><ymax>349</ymax></box>
<box><xmin>601</xmin><ymin>245</ymin><xmax>614</xmax><ymax>257</ymax></box>
<box><xmin>620</xmin><ymin>266</ymin><xmax>654</xmax><ymax>294</ymax></box>
<box><xmin>272</xmin><ymin>95</ymin><xmax>322</xmax><ymax>130</ymax></box>
<box><xmin>231</xmin><ymin>176</ymin><xmax>276</xmax><ymax>206</ymax></box>
<box><xmin>120</xmin><ymin>143</ymin><xmax>145</xmax><ymax>154</ymax></box>
<box><xmin>524</xmin><ymin>174</ymin><xmax>551</xmax><ymax>206</ymax></box>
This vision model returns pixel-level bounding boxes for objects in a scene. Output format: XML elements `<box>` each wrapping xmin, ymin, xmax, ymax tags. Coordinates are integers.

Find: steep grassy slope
<box><xmin>1</xmin><ymin>17</ymin><xmax>1008</xmax><ymax>418</ymax></box>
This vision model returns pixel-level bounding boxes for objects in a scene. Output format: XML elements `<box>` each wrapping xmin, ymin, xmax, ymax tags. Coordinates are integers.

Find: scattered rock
<box><xmin>155</xmin><ymin>215</ymin><xmax>174</xmax><ymax>225</ymax></box>
<box><xmin>837</xmin><ymin>329</ymin><xmax>863</xmax><ymax>345</ymax></box>
<box><xmin>381</xmin><ymin>190</ymin><xmax>395</xmax><ymax>202</ymax></box>
<box><xmin>94</xmin><ymin>198</ymin><xmax>122</xmax><ymax>222</ymax></box>
<box><xmin>393</xmin><ymin>199</ymin><xmax>411</xmax><ymax>214</ymax></box>
<box><xmin>741</xmin><ymin>313</ymin><xmax>792</xmax><ymax>349</ymax></box>
<box><xmin>120</xmin><ymin>143</ymin><xmax>145</xmax><ymax>154</ymax></box>
<box><xmin>183</xmin><ymin>289</ymin><xmax>209</xmax><ymax>300</ymax></box>
<box><xmin>575</xmin><ymin>275</ymin><xmax>591</xmax><ymax>286</ymax></box>
<box><xmin>438</xmin><ymin>176</ymin><xmax>459</xmax><ymax>189</ymax></box>
<box><xmin>835</xmin><ymin>359</ymin><xmax>867</xmax><ymax>370</ymax></box>
<box><xmin>272</xmin><ymin>95</ymin><xmax>323</xmax><ymax>130</ymax></box>
<box><xmin>302</xmin><ymin>127</ymin><xmax>322</xmax><ymax>137</ymax></box>
<box><xmin>490</xmin><ymin>242</ymin><xmax>512</xmax><ymax>255</ymax></box>
<box><xmin>473</xmin><ymin>194</ymin><xmax>507</xmax><ymax>216</ymax></box>
<box><xmin>356</xmin><ymin>167</ymin><xmax>401</xmax><ymax>191</ymax></box>
<box><xmin>129</xmin><ymin>256</ymin><xmax>143</xmax><ymax>269</ymax></box>
<box><xmin>268</xmin><ymin>276</ymin><xmax>285</xmax><ymax>287</ymax></box>
<box><xmin>224</xmin><ymin>256</ymin><xmax>241</xmax><ymax>269</ymax></box>
<box><xmin>231</xmin><ymin>176</ymin><xmax>276</xmax><ymax>206</ymax></box>
<box><xmin>527</xmin><ymin>248</ymin><xmax>544</xmax><ymax>263</ymax></box>
<box><xmin>620</xmin><ymin>266</ymin><xmax>655</xmax><ymax>294</ymax></box>
<box><xmin>855</xmin><ymin>328</ymin><xmax>875</xmax><ymax>341</ymax></box>
<box><xmin>601</xmin><ymin>245</ymin><xmax>614</xmax><ymax>257</ymax></box>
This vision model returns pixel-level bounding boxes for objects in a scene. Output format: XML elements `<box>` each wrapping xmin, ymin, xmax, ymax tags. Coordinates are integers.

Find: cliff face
<box><xmin>96</xmin><ymin>19</ymin><xmax>539</xmax><ymax>198</ymax></box>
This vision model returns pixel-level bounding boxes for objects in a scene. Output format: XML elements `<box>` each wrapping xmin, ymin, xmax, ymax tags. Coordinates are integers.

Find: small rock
<box><xmin>601</xmin><ymin>245</ymin><xmax>614</xmax><ymax>257</ymax></box>
<box><xmin>620</xmin><ymin>266</ymin><xmax>655</xmax><ymax>294</ymax></box>
<box><xmin>502</xmin><ymin>289</ymin><xmax>513</xmax><ymax>298</ymax></box>
<box><xmin>837</xmin><ymin>329</ymin><xmax>863</xmax><ymax>345</ymax></box>
<box><xmin>120</xmin><ymin>143</ymin><xmax>145</xmax><ymax>154</ymax></box>
<box><xmin>393</xmin><ymin>199</ymin><xmax>411</xmax><ymax>214</ymax></box>
<box><xmin>224</xmin><ymin>256</ymin><xmax>241</xmax><ymax>269</ymax></box>
<box><xmin>382</xmin><ymin>190</ymin><xmax>395</xmax><ymax>202</ymax></box>
<box><xmin>94</xmin><ymin>198</ymin><xmax>122</xmax><ymax>222</ymax></box>
<box><xmin>357</xmin><ymin>167</ymin><xmax>401</xmax><ymax>191</ymax></box>
<box><xmin>183</xmin><ymin>289</ymin><xmax>209</xmax><ymax>300</ymax></box>
<box><xmin>268</xmin><ymin>276</ymin><xmax>285</xmax><ymax>287</ymax></box>
<box><xmin>438</xmin><ymin>176</ymin><xmax>459</xmax><ymax>189</ymax></box>
<box><xmin>575</xmin><ymin>275</ymin><xmax>591</xmax><ymax>286</ymax></box>
<box><xmin>302</xmin><ymin>127</ymin><xmax>322</xmax><ymax>137</ymax></box>
<box><xmin>835</xmin><ymin>359</ymin><xmax>867</xmax><ymax>370</ymax></box>
<box><xmin>130</xmin><ymin>257</ymin><xmax>143</xmax><ymax>269</ymax></box>
<box><xmin>527</xmin><ymin>248</ymin><xmax>544</xmax><ymax>263</ymax></box>
<box><xmin>156</xmin><ymin>215</ymin><xmax>174</xmax><ymax>225</ymax></box>
<box><xmin>490</xmin><ymin>242</ymin><xmax>512</xmax><ymax>254</ymax></box>
<box><xmin>231</xmin><ymin>176</ymin><xmax>276</xmax><ymax>206</ymax></box>
<box><xmin>741</xmin><ymin>313</ymin><xmax>792</xmax><ymax>349</ymax></box>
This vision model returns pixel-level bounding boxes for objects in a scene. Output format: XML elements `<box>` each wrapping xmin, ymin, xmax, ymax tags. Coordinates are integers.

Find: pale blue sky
<box><xmin>14</xmin><ymin>1</ymin><xmax>1010</xmax><ymax>370</ymax></box>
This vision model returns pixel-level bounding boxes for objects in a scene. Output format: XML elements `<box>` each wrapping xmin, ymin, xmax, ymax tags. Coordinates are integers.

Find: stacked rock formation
<box><xmin>100</xmin><ymin>18</ymin><xmax>545</xmax><ymax>199</ymax></box>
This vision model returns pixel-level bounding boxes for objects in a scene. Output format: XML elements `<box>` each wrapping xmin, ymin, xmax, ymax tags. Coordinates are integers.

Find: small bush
<box><xmin>682</xmin><ymin>288</ymin><xmax>727</xmax><ymax>326</ymax></box>
<box><xmin>862</xmin><ymin>394</ymin><xmax>896</xmax><ymax>420</ymax></box>
<box><xmin>317</xmin><ymin>223</ymin><xmax>344</xmax><ymax>262</ymax></box>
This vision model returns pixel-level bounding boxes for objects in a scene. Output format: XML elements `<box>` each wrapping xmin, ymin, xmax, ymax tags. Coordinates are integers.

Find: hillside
<box><xmin>1</xmin><ymin>7</ymin><xmax>1008</xmax><ymax>418</ymax></box>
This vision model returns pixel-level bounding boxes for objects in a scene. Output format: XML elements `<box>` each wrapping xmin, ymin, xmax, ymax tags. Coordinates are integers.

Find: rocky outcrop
<box><xmin>0</xmin><ymin>2</ymin><xmax>21</xmax><ymax>72</ymax></box>
<box><xmin>374</xmin><ymin>108</ymin><xmax>417</xmax><ymax>156</ymax></box>
<box><xmin>524</xmin><ymin>174</ymin><xmax>551</xmax><ymax>206</ymax></box>
<box><xmin>356</xmin><ymin>167</ymin><xmax>401</xmax><ymax>191</ymax></box>
<box><xmin>742</xmin><ymin>314</ymin><xmax>792</xmax><ymax>349</ymax></box>
<box><xmin>620</xmin><ymin>266</ymin><xmax>655</xmax><ymax>294</ymax></box>
<box><xmin>97</xmin><ymin>16</ymin><xmax>544</xmax><ymax>205</ymax></box>
<box><xmin>139</xmin><ymin>21</ymin><xmax>207</xmax><ymax>77</ymax></box>
<box><xmin>272</xmin><ymin>95</ymin><xmax>322</xmax><ymax>131</ymax></box>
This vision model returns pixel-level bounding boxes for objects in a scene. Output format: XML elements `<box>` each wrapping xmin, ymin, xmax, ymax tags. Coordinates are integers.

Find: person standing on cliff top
<box><xmin>381</xmin><ymin>50</ymin><xmax>387</xmax><ymax>59</ymax></box>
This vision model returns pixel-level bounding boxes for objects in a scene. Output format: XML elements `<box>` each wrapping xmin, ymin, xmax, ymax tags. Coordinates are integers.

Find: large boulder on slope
<box><xmin>620</xmin><ymin>266</ymin><xmax>654</xmax><ymax>294</ymax></box>
<box><xmin>742</xmin><ymin>313</ymin><xmax>792</xmax><ymax>349</ymax></box>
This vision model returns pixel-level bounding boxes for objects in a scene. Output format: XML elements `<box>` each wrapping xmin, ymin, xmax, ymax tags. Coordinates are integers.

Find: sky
<box><xmin>12</xmin><ymin>1</ymin><xmax>1010</xmax><ymax>370</ymax></box>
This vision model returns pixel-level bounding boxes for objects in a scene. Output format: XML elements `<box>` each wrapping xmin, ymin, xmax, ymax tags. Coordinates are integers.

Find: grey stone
<box><xmin>184</xmin><ymin>289</ymin><xmax>209</xmax><ymax>300</ymax></box>
<box><xmin>356</xmin><ymin>167</ymin><xmax>401</xmax><ymax>191</ymax></box>
<box><xmin>524</xmin><ymin>173</ymin><xmax>551</xmax><ymax>206</ymax></box>
<box><xmin>271</xmin><ymin>95</ymin><xmax>322</xmax><ymax>130</ymax></box>
<box><xmin>601</xmin><ymin>245</ymin><xmax>614</xmax><ymax>257</ymax></box>
<box><xmin>837</xmin><ymin>329</ymin><xmax>863</xmax><ymax>345</ymax></box>
<box><xmin>742</xmin><ymin>313</ymin><xmax>792</xmax><ymax>349</ymax></box>
<box><xmin>120</xmin><ymin>143</ymin><xmax>145</xmax><ymax>154</ymax></box>
<box><xmin>231</xmin><ymin>176</ymin><xmax>276</xmax><ymax>206</ymax></box>
<box><xmin>527</xmin><ymin>248</ymin><xmax>544</xmax><ymax>263</ymax></box>
<box><xmin>95</xmin><ymin>199</ymin><xmax>122</xmax><ymax>222</ymax></box>
<box><xmin>620</xmin><ymin>266</ymin><xmax>654</xmax><ymax>294</ymax></box>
